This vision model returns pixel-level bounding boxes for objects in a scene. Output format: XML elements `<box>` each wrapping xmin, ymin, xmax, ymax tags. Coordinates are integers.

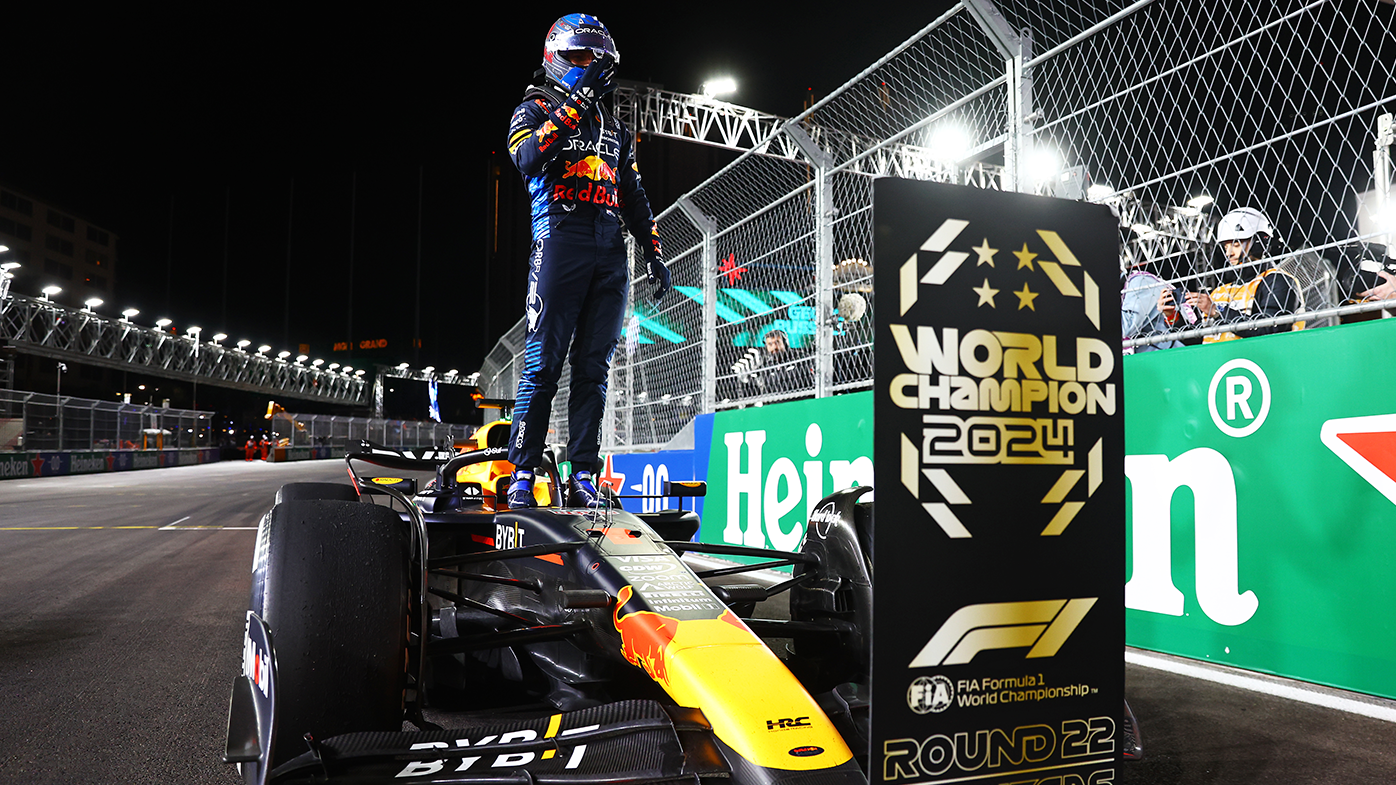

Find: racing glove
<box><xmin>573</xmin><ymin>53</ymin><xmax>616</xmax><ymax>106</ymax></box>
<box><xmin>647</xmin><ymin>257</ymin><xmax>671</xmax><ymax>302</ymax></box>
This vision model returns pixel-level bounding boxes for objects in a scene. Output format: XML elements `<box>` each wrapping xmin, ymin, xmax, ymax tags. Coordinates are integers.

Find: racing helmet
<box><xmin>541</xmin><ymin>14</ymin><xmax>620</xmax><ymax>92</ymax></box>
<box><xmin>1215</xmin><ymin>207</ymin><xmax>1274</xmax><ymax>259</ymax></box>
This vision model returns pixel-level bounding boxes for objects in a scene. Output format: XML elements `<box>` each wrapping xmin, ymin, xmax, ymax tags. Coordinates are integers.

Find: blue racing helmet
<box><xmin>542</xmin><ymin>13</ymin><xmax>620</xmax><ymax>91</ymax></box>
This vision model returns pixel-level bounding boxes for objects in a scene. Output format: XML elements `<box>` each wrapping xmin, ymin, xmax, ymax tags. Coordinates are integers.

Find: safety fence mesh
<box><xmin>0</xmin><ymin>390</ymin><xmax>214</xmax><ymax>451</ymax></box>
<box><xmin>477</xmin><ymin>0</ymin><xmax>1396</xmax><ymax>453</ymax></box>
<box><xmin>280</xmin><ymin>412</ymin><xmax>473</xmax><ymax>454</ymax></box>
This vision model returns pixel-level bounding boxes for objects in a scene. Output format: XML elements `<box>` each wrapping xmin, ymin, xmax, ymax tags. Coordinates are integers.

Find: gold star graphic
<box><xmin>972</xmin><ymin>239</ymin><xmax>998</xmax><ymax>267</ymax></box>
<box><xmin>1013</xmin><ymin>243</ymin><xmax>1038</xmax><ymax>270</ymax></box>
<box><xmin>1014</xmin><ymin>283</ymin><xmax>1039</xmax><ymax>310</ymax></box>
<box><xmin>972</xmin><ymin>278</ymin><xmax>999</xmax><ymax>308</ymax></box>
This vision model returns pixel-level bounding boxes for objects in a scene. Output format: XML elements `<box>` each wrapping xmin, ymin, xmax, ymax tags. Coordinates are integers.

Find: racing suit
<box><xmin>505</xmin><ymin>79</ymin><xmax>663</xmax><ymax>473</ymax></box>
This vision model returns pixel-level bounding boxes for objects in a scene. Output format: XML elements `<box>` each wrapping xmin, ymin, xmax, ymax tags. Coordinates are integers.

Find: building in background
<box><xmin>0</xmin><ymin>183</ymin><xmax>118</xmax><ymax>308</ymax></box>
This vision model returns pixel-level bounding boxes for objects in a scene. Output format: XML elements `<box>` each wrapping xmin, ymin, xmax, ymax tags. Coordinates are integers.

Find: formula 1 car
<box><xmin>224</xmin><ymin>429</ymin><xmax>875</xmax><ymax>785</ymax></box>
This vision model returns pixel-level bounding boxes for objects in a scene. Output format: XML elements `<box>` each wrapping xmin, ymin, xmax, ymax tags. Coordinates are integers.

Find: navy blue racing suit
<box><xmin>505</xmin><ymin>82</ymin><xmax>663</xmax><ymax>473</ymax></box>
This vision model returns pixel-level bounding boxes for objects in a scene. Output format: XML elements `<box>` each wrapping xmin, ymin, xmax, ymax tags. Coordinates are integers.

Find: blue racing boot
<box><xmin>507</xmin><ymin>470</ymin><xmax>537</xmax><ymax>509</ymax></box>
<box><xmin>567</xmin><ymin>471</ymin><xmax>605</xmax><ymax>508</ymax></box>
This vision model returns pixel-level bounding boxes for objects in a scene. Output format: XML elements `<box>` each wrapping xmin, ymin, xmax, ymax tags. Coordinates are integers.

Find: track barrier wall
<box><xmin>0</xmin><ymin>448</ymin><xmax>221</xmax><ymax>479</ymax></box>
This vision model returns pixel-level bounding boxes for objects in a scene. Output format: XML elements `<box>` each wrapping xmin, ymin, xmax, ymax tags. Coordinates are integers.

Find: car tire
<box><xmin>275</xmin><ymin>482</ymin><xmax>360</xmax><ymax>504</ymax></box>
<box><xmin>254</xmin><ymin>500</ymin><xmax>409</xmax><ymax>768</ymax></box>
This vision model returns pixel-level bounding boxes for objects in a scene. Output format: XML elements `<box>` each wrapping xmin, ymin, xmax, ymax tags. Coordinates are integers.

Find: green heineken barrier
<box><xmin>701</xmin><ymin>392</ymin><xmax>874</xmax><ymax>554</ymax></box>
<box><xmin>1124</xmin><ymin>318</ymin><xmax>1396</xmax><ymax>699</ymax></box>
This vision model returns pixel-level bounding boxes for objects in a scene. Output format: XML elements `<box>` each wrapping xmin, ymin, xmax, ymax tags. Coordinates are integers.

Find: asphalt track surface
<box><xmin>1</xmin><ymin>461</ymin><xmax>1394</xmax><ymax>784</ymax></box>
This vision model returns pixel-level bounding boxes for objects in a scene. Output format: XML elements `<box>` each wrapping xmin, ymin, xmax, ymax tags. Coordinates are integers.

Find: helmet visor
<box><xmin>545</xmin><ymin>29</ymin><xmax>619</xmax><ymax>62</ymax></box>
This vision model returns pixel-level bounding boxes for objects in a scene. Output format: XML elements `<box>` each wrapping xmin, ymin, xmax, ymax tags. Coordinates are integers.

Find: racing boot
<box><xmin>507</xmin><ymin>470</ymin><xmax>537</xmax><ymax>509</ymax></box>
<box><xmin>567</xmin><ymin>471</ymin><xmax>605</xmax><ymax>508</ymax></box>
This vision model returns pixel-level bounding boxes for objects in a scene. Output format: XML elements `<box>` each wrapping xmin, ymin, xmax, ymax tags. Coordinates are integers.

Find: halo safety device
<box><xmin>542</xmin><ymin>14</ymin><xmax>619</xmax><ymax>92</ymax></box>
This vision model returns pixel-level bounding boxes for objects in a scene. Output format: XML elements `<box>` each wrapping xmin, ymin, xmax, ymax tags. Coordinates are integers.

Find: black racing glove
<box><xmin>647</xmin><ymin>257</ymin><xmax>671</xmax><ymax>302</ymax></box>
<box><xmin>574</xmin><ymin>53</ymin><xmax>617</xmax><ymax>104</ymax></box>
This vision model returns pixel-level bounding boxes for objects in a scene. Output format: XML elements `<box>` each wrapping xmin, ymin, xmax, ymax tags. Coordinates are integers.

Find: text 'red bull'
<box><xmin>612</xmin><ymin>585</ymin><xmax>679</xmax><ymax>684</ymax></box>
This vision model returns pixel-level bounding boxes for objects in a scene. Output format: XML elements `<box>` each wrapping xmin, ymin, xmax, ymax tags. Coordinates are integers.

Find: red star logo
<box><xmin>718</xmin><ymin>253</ymin><xmax>744</xmax><ymax>285</ymax></box>
<box><xmin>105</xmin><ymin>454</ymin><xmax>116</xmax><ymax>471</ymax></box>
<box><xmin>31</xmin><ymin>457</ymin><xmax>46</xmax><ymax>476</ymax></box>
<box><xmin>597</xmin><ymin>454</ymin><xmax>626</xmax><ymax>494</ymax></box>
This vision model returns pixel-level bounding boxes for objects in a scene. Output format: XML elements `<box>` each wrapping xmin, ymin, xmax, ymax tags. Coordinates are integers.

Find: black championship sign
<box><xmin>870</xmin><ymin>180</ymin><xmax>1124</xmax><ymax>785</ymax></box>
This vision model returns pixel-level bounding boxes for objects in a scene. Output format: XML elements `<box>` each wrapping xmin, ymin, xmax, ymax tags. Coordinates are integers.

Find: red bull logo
<box><xmin>612</xmin><ymin>585</ymin><xmax>679</xmax><ymax>684</ymax></box>
<box><xmin>562</xmin><ymin>156</ymin><xmax>617</xmax><ymax>183</ymax></box>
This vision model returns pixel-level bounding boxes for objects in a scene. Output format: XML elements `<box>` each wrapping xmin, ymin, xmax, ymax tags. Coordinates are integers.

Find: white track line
<box><xmin>1126</xmin><ymin>649</ymin><xmax>1396</xmax><ymax>723</ymax></box>
<box><xmin>159</xmin><ymin>516</ymin><xmax>191</xmax><ymax>530</ymax></box>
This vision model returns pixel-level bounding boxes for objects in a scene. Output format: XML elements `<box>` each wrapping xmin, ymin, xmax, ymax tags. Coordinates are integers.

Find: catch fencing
<box><xmin>277</xmin><ymin>412</ymin><xmax>474</xmax><ymax>455</ymax></box>
<box><xmin>0</xmin><ymin>390</ymin><xmax>214</xmax><ymax>452</ymax></box>
<box><xmin>477</xmin><ymin>0</ymin><xmax>1396</xmax><ymax>453</ymax></box>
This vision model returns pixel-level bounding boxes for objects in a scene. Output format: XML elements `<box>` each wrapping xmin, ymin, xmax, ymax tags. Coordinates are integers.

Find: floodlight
<box><xmin>1086</xmin><ymin>184</ymin><xmax>1114</xmax><ymax>201</ymax></box>
<box><xmin>83</xmin><ymin>298</ymin><xmax>104</xmax><ymax>311</ymax></box>
<box><xmin>701</xmin><ymin>77</ymin><xmax>736</xmax><ymax>98</ymax></box>
<box><xmin>928</xmin><ymin>124</ymin><xmax>972</xmax><ymax>163</ymax></box>
<box><xmin>1027</xmin><ymin>147</ymin><xmax>1061</xmax><ymax>185</ymax></box>
<box><xmin>1187</xmin><ymin>194</ymin><xmax>1215</xmax><ymax>209</ymax></box>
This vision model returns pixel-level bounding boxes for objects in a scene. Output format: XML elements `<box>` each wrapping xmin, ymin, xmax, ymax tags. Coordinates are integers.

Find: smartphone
<box><xmin>1172</xmin><ymin>285</ymin><xmax>1198</xmax><ymax>325</ymax></box>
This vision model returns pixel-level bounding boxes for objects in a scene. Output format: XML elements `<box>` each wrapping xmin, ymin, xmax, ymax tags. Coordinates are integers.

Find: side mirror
<box><xmin>363</xmin><ymin>476</ymin><xmax>418</xmax><ymax>495</ymax></box>
<box><xmin>661</xmin><ymin>480</ymin><xmax>707</xmax><ymax>498</ymax></box>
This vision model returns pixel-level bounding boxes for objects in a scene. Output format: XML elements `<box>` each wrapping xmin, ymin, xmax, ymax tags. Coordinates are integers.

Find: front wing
<box><xmin>267</xmin><ymin>701</ymin><xmax>729</xmax><ymax>784</ymax></box>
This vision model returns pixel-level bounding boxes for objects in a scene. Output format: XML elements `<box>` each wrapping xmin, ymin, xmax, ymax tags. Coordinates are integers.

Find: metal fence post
<box><xmin>1378</xmin><ymin>113</ymin><xmax>1394</xmax><ymax>258</ymax></box>
<box><xmin>676</xmin><ymin>196</ymin><xmax>719</xmax><ymax>412</ymax></box>
<box><xmin>965</xmin><ymin>0</ymin><xmax>1030</xmax><ymax>193</ymax></box>
<box><xmin>783</xmin><ymin>122</ymin><xmax>836</xmax><ymax>396</ymax></box>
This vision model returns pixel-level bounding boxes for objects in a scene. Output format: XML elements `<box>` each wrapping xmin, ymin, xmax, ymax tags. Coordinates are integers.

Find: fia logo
<box><xmin>908</xmin><ymin>675</ymin><xmax>953</xmax><ymax>714</ymax></box>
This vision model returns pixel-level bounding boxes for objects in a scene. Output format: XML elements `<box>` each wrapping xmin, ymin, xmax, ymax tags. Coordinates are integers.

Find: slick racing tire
<box><xmin>275</xmin><ymin>482</ymin><xmax>360</xmax><ymax>504</ymax></box>
<box><xmin>253</xmin><ymin>500</ymin><xmax>409</xmax><ymax>768</ymax></box>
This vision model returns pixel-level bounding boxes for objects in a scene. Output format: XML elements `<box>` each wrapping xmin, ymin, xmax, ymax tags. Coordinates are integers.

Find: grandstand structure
<box><xmin>475</xmin><ymin>0</ymin><xmax>1395</xmax><ymax>453</ymax></box>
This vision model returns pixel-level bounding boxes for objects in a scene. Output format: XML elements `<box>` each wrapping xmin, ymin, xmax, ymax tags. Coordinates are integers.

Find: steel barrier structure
<box><xmin>0</xmin><ymin>389</ymin><xmax>214</xmax><ymax>452</ymax></box>
<box><xmin>0</xmin><ymin>293</ymin><xmax>370</xmax><ymax>405</ymax></box>
<box><xmin>476</xmin><ymin>0</ymin><xmax>1396</xmax><ymax>453</ymax></box>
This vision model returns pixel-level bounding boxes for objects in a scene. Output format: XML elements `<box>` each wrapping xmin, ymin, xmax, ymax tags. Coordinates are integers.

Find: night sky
<box><xmin>1</xmin><ymin>5</ymin><xmax>954</xmax><ymax>382</ymax></box>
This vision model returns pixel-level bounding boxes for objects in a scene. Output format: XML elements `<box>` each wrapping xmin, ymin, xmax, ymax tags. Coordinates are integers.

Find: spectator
<box><xmin>1121</xmin><ymin>264</ymin><xmax>1184</xmax><ymax>353</ymax></box>
<box><xmin>1159</xmin><ymin>207</ymin><xmax>1301</xmax><ymax>343</ymax></box>
<box><xmin>733</xmin><ymin>329</ymin><xmax>809</xmax><ymax>396</ymax></box>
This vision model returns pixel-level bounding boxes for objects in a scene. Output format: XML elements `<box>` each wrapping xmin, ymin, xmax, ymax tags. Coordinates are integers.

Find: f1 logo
<box><xmin>908</xmin><ymin>598</ymin><xmax>1097</xmax><ymax>667</ymax></box>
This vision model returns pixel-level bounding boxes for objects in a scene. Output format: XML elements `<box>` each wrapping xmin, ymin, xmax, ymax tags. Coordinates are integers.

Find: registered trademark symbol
<box><xmin>1208</xmin><ymin>358</ymin><xmax>1271</xmax><ymax>437</ymax></box>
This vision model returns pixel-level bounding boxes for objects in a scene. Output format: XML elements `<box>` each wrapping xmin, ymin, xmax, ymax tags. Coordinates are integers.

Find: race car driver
<box><xmin>1158</xmin><ymin>207</ymin><xmax>1301</xmax><ymax>342</ymax></box>
<box><xmin>504</xmin><ymin>13</ymin><xmax>670</xmax><ymax>509</ymax></box>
